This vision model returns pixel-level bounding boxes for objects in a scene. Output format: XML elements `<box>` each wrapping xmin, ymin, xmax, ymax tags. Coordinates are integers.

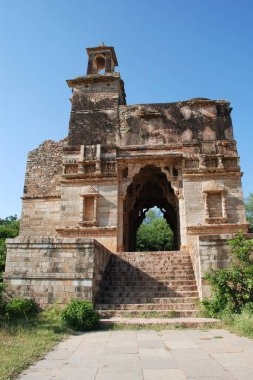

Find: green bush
<box><xmin>0</xmin><ymin>215</ymin><xmax>20</xmax><ymax>312</ymax></box>
<box><xmin>6</xmin><ymin>298</ymin><xmax>38</xmax><ymax>319</ymax></box>
<box><xmin>202</xmin><ymin>233</ymin><xmax>253</xmax><ymax>317</ymax></box>
<box><xmin>61</xmin><ymin>299</ymin><xmax>100</xmax><ymax>331</ymax></box>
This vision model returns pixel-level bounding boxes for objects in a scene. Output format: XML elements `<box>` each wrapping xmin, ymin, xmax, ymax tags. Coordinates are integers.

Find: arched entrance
<box><xmin>123</xmin><ymin>165</ymin><xmax>180</xmax><ymax>251</ymax></box>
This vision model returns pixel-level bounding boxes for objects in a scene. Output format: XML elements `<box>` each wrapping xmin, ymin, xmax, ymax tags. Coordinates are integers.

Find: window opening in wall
<box><xmin>80</xmin><ymin>190</ymin><xmax>98</xmax><ymax>226</ymax></box>
<box><xmin>203</xmin><ymin>181</ymin><xmax>227</xmax><ymax>224</ymax></box>
<box><xmin>84</xmin><ymin>196</ymin><xmax>95</xmax><ymax>222</ymax></box>
<box><xmin>136</xmin><ymin>206</ymin><xmax>175</xmax><ymax>252</ymax></box>
<box><xmin>93</xmin><ymin>55</ymin><xmax>106</xmax><ymax>74</ymax></box>
<box><xmin>207</xmin><ymin>193</ymin><xmax>222</xmax><ymax>218</ymax></box>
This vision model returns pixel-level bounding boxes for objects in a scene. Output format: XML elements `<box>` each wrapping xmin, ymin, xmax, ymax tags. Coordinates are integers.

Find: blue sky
<box><xmin>0</xmin><ymin>0</ymin><xmax>252</xmax><ymax>217</ymax></box>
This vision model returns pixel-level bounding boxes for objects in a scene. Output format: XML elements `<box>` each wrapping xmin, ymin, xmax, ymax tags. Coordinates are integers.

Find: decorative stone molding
<box><xmin>184</xmin><ymin>159</ymin><xmax>199</xmax><ymax>169</ymax></box>
<box><xmin>187</xmin><ymin>223</ymin><xmax>249</xmax><ymax>235</ymax></box>
<box><xmin>202</xmin><ymin>180</ymin><xmax>225</xmax><ymax>193</ymax></box>
<box><xmin>56</xmin><ymin>226</ymin><xmax>117</xmax><ymax>237</ymax></box>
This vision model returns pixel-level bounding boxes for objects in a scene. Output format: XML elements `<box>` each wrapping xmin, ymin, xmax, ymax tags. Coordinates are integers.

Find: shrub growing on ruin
<box><xmin>61</xmin><ymin>299</ymin><xmax>100</xmax><ymax>331</ymax></box>
<box><xmin>202</xmin><ymin>233</ymin><xmax>253</xmax><ymax>317</ymax></box>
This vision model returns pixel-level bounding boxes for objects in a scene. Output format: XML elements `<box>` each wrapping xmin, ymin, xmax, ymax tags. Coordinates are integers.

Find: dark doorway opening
<box><xmin>123</xmin><ymin>165</ymin><xmax>180</xmax><ymax>251</ymax></box>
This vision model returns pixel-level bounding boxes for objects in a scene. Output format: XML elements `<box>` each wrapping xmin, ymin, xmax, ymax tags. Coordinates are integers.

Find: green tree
<box><xmin>136</xmin><ymin>208</ymin><xmax>174</xmax><ymax>251</ymax></box>
<box><xmin>0</xmin><ymin>216</ymin><xmax>20</xmax><ymax>287</ymax></box>
<box><xmin>245</xmin><ymin>193</ymin><xmax>253</xmax><ymax>227</ymax></box>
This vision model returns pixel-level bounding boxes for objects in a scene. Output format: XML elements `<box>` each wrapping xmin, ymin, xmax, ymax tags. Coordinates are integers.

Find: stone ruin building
<box><xmin>4</xmin><ymin>45</ymin><xmax>249</xmax><ymax>317</ymax></box>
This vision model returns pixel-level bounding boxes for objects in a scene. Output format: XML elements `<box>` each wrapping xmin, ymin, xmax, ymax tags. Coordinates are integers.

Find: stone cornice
<box><xmin>124</xmin><ymin>99</ymin><xmax>230</xmax><ymax>109</ymax></box>
<box><xmin>116</xmin><ymin>144</ymin><xmax>183</xmax><ymax>152</ymax></box>
<box><xmin>66</xmin><ymin>73</ymin><xmax>121</xmax><ymax>88</ymax></box>
<box><xmin>60</xmin><ymin>177</ymin><xmax>117</xmax><ymax>185</ymax></box>
<box><xmin>22</xmin><ymin>195</ymin><xmax>61</xmax><ymax>200</ymax></box>
<box><xmin>187</xmin><ymin>223</ymin><xmax>249</xmax><ymax>235</ymax></box>
<box><xmin>183</xmin><ymin>172</ymin><xmax>243</xmax><ymax>180</ymax></box>
<box><xmin>56</xmin><ymin>226</ymin><xmax>117</xmax><ymax>237</ymax></box>
<box><xmin>116</xmin><ymin>154</ymin><xmax>183</xmax><ymax>163</ymax></box>
<box><xmin>4</xmin><ymin>273</ymin><xmax>93</xmax><ymax>280</ymax></box>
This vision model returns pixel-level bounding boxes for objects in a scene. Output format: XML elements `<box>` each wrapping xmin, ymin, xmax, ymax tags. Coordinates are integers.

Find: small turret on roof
<box><xmin>86</xmin><ymin>44</ymin><xmax>118</xmax><ymax>75</ymax></box>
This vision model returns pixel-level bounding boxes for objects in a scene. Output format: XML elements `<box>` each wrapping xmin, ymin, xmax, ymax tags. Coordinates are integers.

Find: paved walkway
<box><xmin>19</xmin><ymin>328</ymin><xmax>253</xmax><ymax>380</ymax></box>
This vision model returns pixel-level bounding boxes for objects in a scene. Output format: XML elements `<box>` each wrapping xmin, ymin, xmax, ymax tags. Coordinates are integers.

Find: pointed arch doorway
<box><xmin>122</xmin><ymin>165</ymin><xmax>180</xmax><ymax>252</ymax></box>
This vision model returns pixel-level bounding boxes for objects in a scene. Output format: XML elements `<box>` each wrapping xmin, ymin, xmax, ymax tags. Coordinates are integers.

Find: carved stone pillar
<box><xmin>178</xmin><ymin>192</ymin><xmax>187</xmax><ymax>248</ymax></box>
<box><xmin>117</xmin><ymin>195</ymin><xmax>125</xmax><ymax>252</ymax></box>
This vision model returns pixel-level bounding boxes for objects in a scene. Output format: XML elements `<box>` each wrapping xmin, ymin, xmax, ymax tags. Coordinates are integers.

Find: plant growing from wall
<box><xmin>202</xmin><ymin>232</ymin><xmax>253</xmax><ymax>317</ymax></box>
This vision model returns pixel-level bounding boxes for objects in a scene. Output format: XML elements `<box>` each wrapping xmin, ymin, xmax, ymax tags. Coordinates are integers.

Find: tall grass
<box><xmin>223</xmin><ymin>310</ymin><xmax>253</xmax><ymax>339</ymax></box>
<box><xmin>0</xmin><ymin>307</ymin><xmax>68</xmax><ymax>380</ymax></box>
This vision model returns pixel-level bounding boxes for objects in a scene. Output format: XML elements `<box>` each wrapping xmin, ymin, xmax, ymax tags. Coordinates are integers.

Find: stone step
<box><xmin>110</xmin><ymin>254</ymin><xmax>192</xmax><ymax>262</ymax></box>
<box><xmin>96</xmin><ymin>302</ymin><xmax>197</xmax><ymax>311</ymax></box>
<box><xmin>100</xmin><ymin>317</ymin><xmax>220</xmax><ymax>328</ymax></box>
<box><xmin>107</xmin><ymin>259</ymin><xmax>192</xmax><ymax>268</ymax></box>
<box><xmin>103</xmin><ymin>279</ymin><xmax>197</xmax><ymax>287</ymax></box>
<box><xmin>98</xmin><ymin>250</ymin><xmax>199</xmax><ymax>316</ymax></box>
<box><xmin>110</xmin><ymin>256</ymin><xmax>192</xmax><ymax>261</ymax></box>
<box><xmin>108</xmin><ymin>262</ymin><xmax>193</xmax><ymax>267</ymax></box>
<box><xmin>100</xmin><ymin>291</ymin><xmax>199</xmax><ymax>302</ymax></box>
<box><xmin>102</xmin><ymin>285</ymin><xmax>197</xmax><ymax>293</ymax></box>
<box><xmin>101</xmin><ymin>284</ymin><xmax>198</xmax><ymax>294</ymax></box>
<box><xmin>107</xmin><ymin>262</ymin><xmax>194</xmax><ymax>267</ymax></box>
<box><xmin>97</xmin><ymin>309</ymin><xmax>197</xmax><ymax>318</ymax></box>
<box><xmin>149</xmin><ymin>296</ymin><xmax>199</xmax><ymax>304</ymax></box>
<box><xmin>112</xmin><ymin>252</ymin><xmax>191</xmax><ymax>256</ymax></box>
<box><xmin>103</xmin><ymin>277</ymin><xmax>196</xmax><ymax>285</ymax></box>
<box><xmin>105</xmin><ymin>274</ymin><xmax>195</xmax><ymax>280</ymax></box>
<box><xmin>105</xmin><ymin>268</ymin><xmax>194</xmax><ymax>278</ymax></box>
<box><xmin>106</xmin><ymin>268</ymin><xmax>194</xmax><ymax>274</ymax></box>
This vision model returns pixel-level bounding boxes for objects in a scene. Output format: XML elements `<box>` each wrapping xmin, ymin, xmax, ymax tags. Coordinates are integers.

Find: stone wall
<box><xmin>118</xmin><ymin>100</ymin><xmax>233</xmax><ymax>147</ymax></box>
<box><xmin>183</xmin><ymin>176</ymin><xmax>247</xmax><ymax>228</ymax></box>
<box><xmin>23</xmin><ymin>139</ymin><xmax>67</xmax><ymax>198</ymax></box>
<box><xmin>20</xmin><ymin>198</ymin><xmax>60</xmax><ymax>236</ymax></box>
<box><xmin>67</xmin><ymin>73</ymin><xmax>125</xmax><ymax>146</ymax></box>
<box><xmin>20</xmin><ymin>138</ymin><xmax>67</xmax><ymax>235</ymax></box>
<box><xmin>92</xmin><ymin>241</ymin><xmax>112</xmax><ymax>301</ymax></box>
<box><xmin>4</xmin><ymin>237</ymin><xmax>112</xmax><ymax>307</ymax></box>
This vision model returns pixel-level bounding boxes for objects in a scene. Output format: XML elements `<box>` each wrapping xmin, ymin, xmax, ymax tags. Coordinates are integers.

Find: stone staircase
<box><xmin>95</xmin><ymin>251</ymin><xmax>199</xmax><ymax>318</ymax></box>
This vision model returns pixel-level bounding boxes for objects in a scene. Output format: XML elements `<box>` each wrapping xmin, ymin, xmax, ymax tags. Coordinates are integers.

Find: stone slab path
<box><xmin>19</xmin><ymin>328</ymin><xmax>253</xmax><ymax>380</ymax></box>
